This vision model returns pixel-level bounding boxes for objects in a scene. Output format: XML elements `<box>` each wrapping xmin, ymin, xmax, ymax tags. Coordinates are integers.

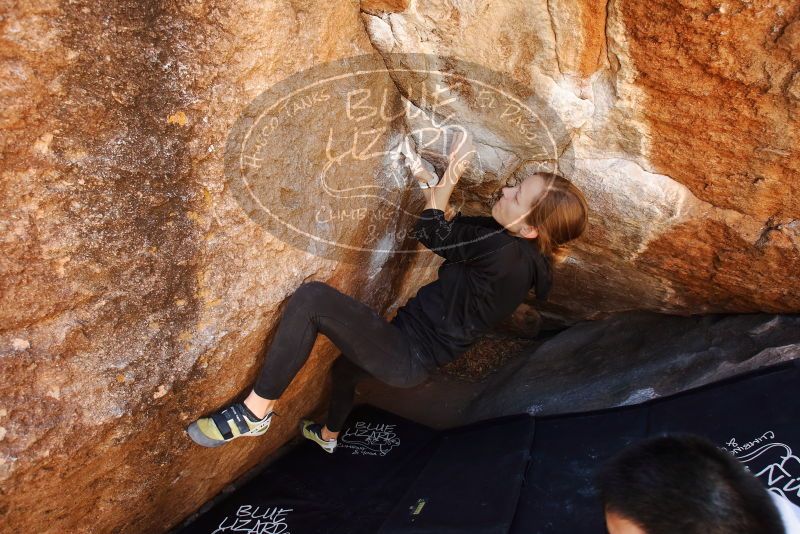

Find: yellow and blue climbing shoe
<box><xmin>300</xmin><ymin>419</ymin><xmax>337</xmax><ymax>454</ymax></box>
<box><xmin>187</xmin><ymin>402</ymin><xmax>274</xmax><ymax>447</ymax></box>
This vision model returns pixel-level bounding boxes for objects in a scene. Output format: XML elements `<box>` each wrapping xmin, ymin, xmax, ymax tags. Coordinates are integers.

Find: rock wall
<box><xmin>1</xmin><ymin>2</ymin><xmax>421</xmax><ymax>532</ymax></box>
<box><xmin>362</xmin><ymin>0</ymin><xmax>800</xmax><ymax>319</ymax></box>
<box><xmin>357</xmin><ymin>312</ymin><xmax>800</xmax><ymax>428</ymax></box>
<box><xmin>1</xmin><ymin>0</ymin><xmax>798</xmax><ymax>532</ymax></box>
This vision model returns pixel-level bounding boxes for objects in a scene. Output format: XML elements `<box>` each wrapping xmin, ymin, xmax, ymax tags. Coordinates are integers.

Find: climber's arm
<box><xmin>422</xmin><ymin>128</ymin><xmax>473</xmax><ymax>211</ymax></box>
<box><xmin>422</xmin><ymin>162</ymin><xmax>460</xmax><ymax>211</ymax></box>
<box><xmin>407</xmin><ymin>128</ymin><xmax>474</xmax><ymax>212</ymax></box>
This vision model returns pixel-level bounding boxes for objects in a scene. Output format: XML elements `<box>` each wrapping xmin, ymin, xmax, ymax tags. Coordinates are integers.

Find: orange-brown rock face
<box><xmin>0</xmin><ymin>1</ymin><xmax>423</xmax><ymax>533</ymax></box>
<box><xmin>2</xmin><ymin>0</ymin><xmax>799</xmax><ymax>532</ymax></box>
<box><xmin>617</xmin><ymin>0</ymin><xmax>800</xmax><ymax>312</ymax></box>
<box><xmin>363</xmin><ymin>0</ymin><xmax>800</xmax><ymax>318</ymax></box>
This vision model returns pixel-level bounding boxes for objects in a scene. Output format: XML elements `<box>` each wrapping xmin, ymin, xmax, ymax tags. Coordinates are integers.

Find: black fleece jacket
<box><xmin>391</xmin><ymin>208</ymin><xmax>553</xmax><ymax>369</ymax></box>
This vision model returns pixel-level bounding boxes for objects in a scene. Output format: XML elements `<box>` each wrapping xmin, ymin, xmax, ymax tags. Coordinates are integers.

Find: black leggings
<box><xmin>252</xmin><ymin>281</ymin><xmax>432</xmax><ymax>432</ymax></box>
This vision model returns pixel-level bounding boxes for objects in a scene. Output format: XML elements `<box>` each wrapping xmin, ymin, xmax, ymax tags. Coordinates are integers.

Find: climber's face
<box><xmin>490</xmin><ymin>173</ymin><xmax>547</xmax><ymax>239</ymax></box>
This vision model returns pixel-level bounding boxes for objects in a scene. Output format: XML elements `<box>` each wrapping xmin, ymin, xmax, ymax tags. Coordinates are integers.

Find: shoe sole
<box><xmin>186</xmin><ymin>419</ymin><xmax>271</xmax><ymax>448</ymax></box>
<box><xmin>186</xmin><ymin>421</ymin><xmax>227</xmax><ymax>447</ymax></box>
<box><xmin>299</xmin><ymin>420</ymin><xmax>337</xmax><ymax>453</ymax></box>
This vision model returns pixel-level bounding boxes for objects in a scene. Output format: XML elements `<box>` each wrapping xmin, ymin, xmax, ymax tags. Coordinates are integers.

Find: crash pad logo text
<box><xmin>339</xmin><ymin>421</ymin><xmax>401</xmax><ymax>456</ymax></box>
<box><xmin>723</xmin><ymin>431</ymin><xmax>800</xmax><ymax>505</ymax></box>
<box><xmin>212</xmin><ymin>505</ymin><xmax>293</xmax><ymax>534</ymax></box>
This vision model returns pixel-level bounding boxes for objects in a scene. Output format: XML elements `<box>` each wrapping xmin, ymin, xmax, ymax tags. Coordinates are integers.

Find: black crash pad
<box><xmin>513</xmin><ymin>360</ymin><xmax>800</xmax><ymax>533</ymax></box>
<box><xmin>177</xmin><ymin>405</ymin><xmax>439</xmax><ymax>534</ymax></box>
<box><xmin>379</xmin><ymin>414</ymin><xmax>536</xmax><ymax>533</ymax></box>
<box><xmin>175</xmin><ymin>359</ymin><xmax>800</xmax><ymax>534</ymax></box>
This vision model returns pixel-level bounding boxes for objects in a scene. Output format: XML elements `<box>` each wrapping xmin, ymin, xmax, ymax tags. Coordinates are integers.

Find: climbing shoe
<box><xmin>300</xmin><ymin>419</ymin><xmax>337</xmax><ymax>454</ymax></box>
<box><xmin>187</xmin><ymin>402</ymin><xmax>275</xmax><ymax>447</ymax></box>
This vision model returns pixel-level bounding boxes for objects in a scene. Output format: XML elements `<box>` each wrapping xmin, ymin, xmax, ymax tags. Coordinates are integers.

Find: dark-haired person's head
<box><xmin>597</xmin><ymin>434</ymin><xmax>784</xmax><ymax>534</ymax></box>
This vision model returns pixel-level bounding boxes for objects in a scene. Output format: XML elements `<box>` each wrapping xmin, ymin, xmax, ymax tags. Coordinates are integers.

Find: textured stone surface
<box><xmin>473</xmin><ymin>312</ymin><xmax>800</xmax><ymax>419</ymax></box>
<box><xmin>358</xmin><ymin>312</ymin><xmax>800</xmax><ymax>428</ymax></box>
<box><xmin>2</xmin><ymin>0</ymin><xmax>799</xmax><ymax>532</ymax></box>
<box><xmin>363</xmin><ymin>0</ymin><xmax>800</xmax><ymax>320</ymax></box>
<box><xmin>0</xmin><ymin>2</ymin><xmax>419</xmax><ymax>533</ymax></box>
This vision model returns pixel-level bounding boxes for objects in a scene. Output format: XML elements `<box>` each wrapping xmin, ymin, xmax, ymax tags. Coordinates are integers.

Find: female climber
<box><xmin>187</xmin><ymin>128</ymin><xmax>589</xmax><ymax>452</ymax></box>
